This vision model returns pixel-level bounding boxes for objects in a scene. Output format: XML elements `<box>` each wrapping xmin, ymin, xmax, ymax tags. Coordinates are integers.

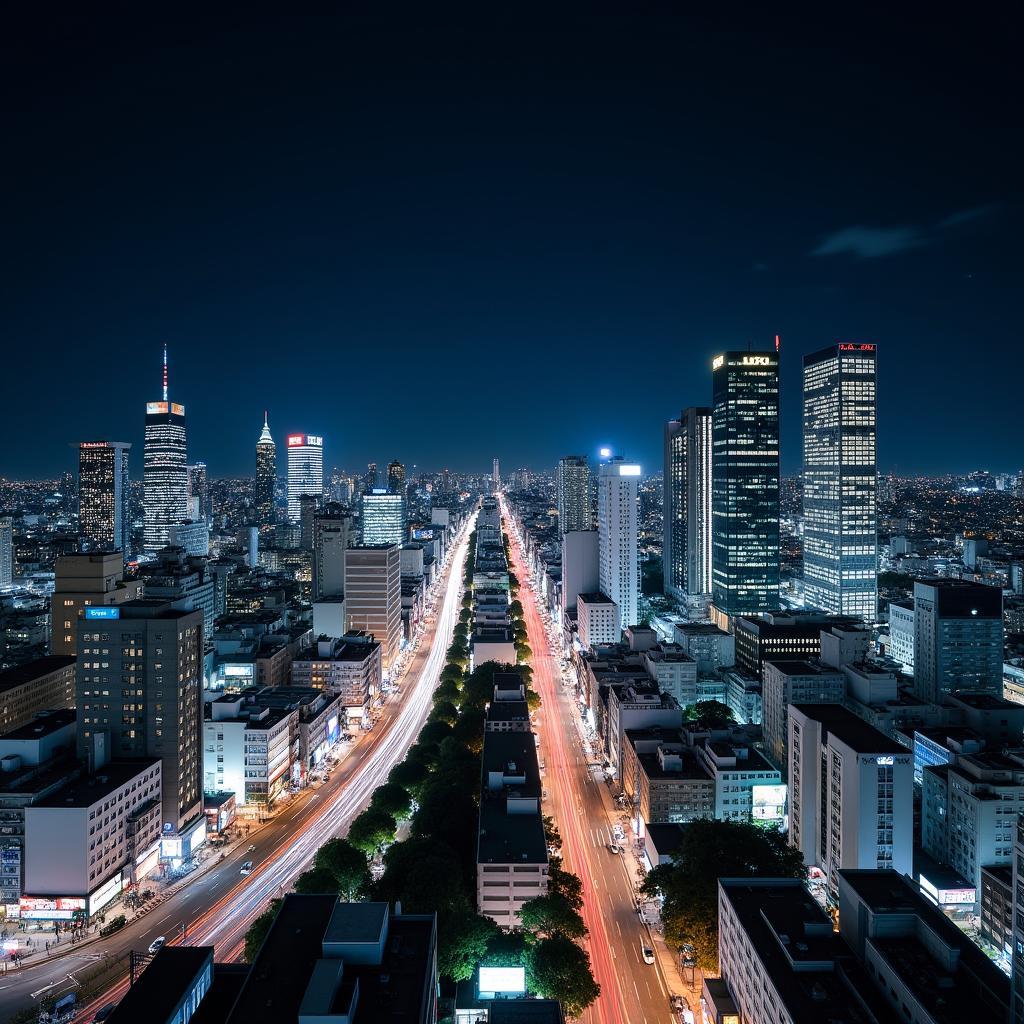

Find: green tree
<box><xmin>449</xmin><ymin>709</ymin><xmax>485</xmax><ymax>752</ymax></box>
<box><xmin>640</xmin><ymin>819</ymin><xmax>804</xmax><ymax>971</ymax></box>
<box><xmin>527</xmin><ymin>934</ymin><xmax>600</xmax><ymax>1016</ymax></box>
<box><xmin>515</xmin><ymin>642</ymin><xmax>532</xmax><ymax>661</ymax></box>
<box><xmin>433</xmin><ymin>679</ymin><xmax>462</xmax><ymax>705</ymax></box>
<box><xmin>518</xmin><ymin>892</ymin><xmax>587</xmax><ymax>939</ymax></box>
<box><xmin>438</xmin><ymin>911</ymin><xmax>500</xmax><ymax>982</ymax></box>
<box><xmin>388</xmin><ymin>758</ymin><xmax>430</xmax><ymax>795</ymax></box>
<box><xmin>347</xmin><ymin>806</ymin><xmax>398</xmax><ymax>856</ymax></box>
<box><xmin>461</xmin><ymin>592</ymin><xmax>474</xmax><ymax>610</ymax></box>
<box><xmin>418</xmin><ymin>719</ymin><xmax>453</xmax><ymax>747</ymax></box>
<box><xmin>509</xmin><ymin>599</ymin><xmax>524</xmax><ymax>618</ymax></box>
<box><xmin>547</xmin><ymin>860</ymin><xmax>584</xmax><ymax>911</ymax></box>
<box><xmin>543</xmin><ymin>815</ymin><xmax>562</xmax><ymax>853</ymax></box>
<box><xmin>429</xmin><ymin>699</ymin><xmax>460</xmax><ymax>725</ymax></box>
<box><xmin>684</xmin><ymin>700</ymin><xmax>735</xmax><ymax>729</ymax></box>
<box><xmin>440</xmin><ymin>663</ymin><xmax>465</xmax><ymax>685</ymax></box>
<box><xmin>524</xmin><ymin>688</ymin><xmax>541</xmax><ymax>712</ymax></box>
<box><xmin>313</xmin><ymin>838</ymin><xmax>371</xmax><ymax>900</ymax></box>
<box><xmin>371</xmin><ymin>781</ymin><xmax>414</xmax><ymax>821</ymax></box>
<box><xmin>243</xmin><ymin>898</ymin><xmax>282</xmax><ymax>962</ymax></box>
<box><xmin>293</xmin><ymin>866</ymin><xmax>342</xmax><ymax>894</ymax></box>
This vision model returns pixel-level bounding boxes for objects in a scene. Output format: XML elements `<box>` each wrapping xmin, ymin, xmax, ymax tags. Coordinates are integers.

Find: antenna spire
<box><xmin>162</xmin><ymin>343</ymin><xmax>169</xmax><ymax>402</ymax></box>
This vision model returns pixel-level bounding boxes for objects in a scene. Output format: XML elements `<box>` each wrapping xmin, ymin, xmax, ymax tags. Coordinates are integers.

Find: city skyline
<box><xmin>2</xmin><ymin>12</ymin><xmax>1019</xmax><ymax>479</ymax></box>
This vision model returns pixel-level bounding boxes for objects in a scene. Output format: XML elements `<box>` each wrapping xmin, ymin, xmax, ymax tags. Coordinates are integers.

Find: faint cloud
<box><xmin>812</xmin><ymin>225</ymin><xmax>924</xmax><ymax>259</ymax></box>
<box><xmin>938</xmin><ymin>204</ymin><xmax>1000</xmax><ymax>228</ymax></box>
<box><xmin>813</xmin><ymin>202</ymin><xmax>1002</xmax><ymax>260</ymax></box>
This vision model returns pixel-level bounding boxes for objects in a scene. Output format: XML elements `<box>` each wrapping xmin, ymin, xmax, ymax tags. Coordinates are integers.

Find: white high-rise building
<box><xmin>597</xmin><ymin>458</ymin><xmax>641</xmax><ymax>632</ymax></box>
<box><xmin>492</xmin><ymin>457</ymin><xmax>500</xmax><ymax>492</ymax></box>
<box><xmin>557</xmin><ymin>455</ymin><xmax>591</xmax><ymax>534</ymax></box>
<box><xmin>143</xmin><ymin>346</ymin><xmax>189</xmax><ymax>554</ymax></box>
<box><xmin>286</xmin><ymin>433</ymin><xmax>324</xmax><ymax>522</ymax></box>
<box><xmin>360</xmin><ymin>490</ymin><xmax>406</xmax><ymax>545</ymax></box>
<box><xmin>802</xmin><ymin>343</ymin><xmax>878</xmax><ymax>621</ymax></box>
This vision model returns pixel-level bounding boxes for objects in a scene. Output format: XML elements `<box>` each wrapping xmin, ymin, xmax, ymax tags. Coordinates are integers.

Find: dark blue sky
<box><xmin>2</xmin><ymin>10</ymin><xmax>1019</xmax><ymax>479</ymax></box>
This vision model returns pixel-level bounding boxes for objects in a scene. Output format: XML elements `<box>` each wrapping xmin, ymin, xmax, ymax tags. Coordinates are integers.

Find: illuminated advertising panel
<box><xmin>287</xmin><ymin>434</ymin><xmax>306</xmax><ymax>446</ymax></box>
<box><xmin>939</xmin><ymin>888</ymin><xmax>976</xmax><ymax>905</ymax></box>
<box><xmin>19</xmin><ymin>896</ymin><xmax>87</xmax><ymax>920</ymax></box>
<box><xmin>170</xmin><ymin>402</ymin><xmax>185</xmax><ymax>416</ymax></box>
<box><xmin>85</xmin><ymin>606</ymin><xmax>120</xmax><ymax>620</ymax></box>
<box><xmin>618</xmin><ymin>465</ymin><xmax>642</xmax><ymax>477</ymax></box>
<box><xmin>478</xmin><ymin>966</ymin><xmax>526</xmax><ymax>994</ymax></box>
<box><xmin>146</xmin><ymin>401</ymin><xmax>169</xmax><ymax>414</ymax></box>
<box><xmin>838</xmin><ymin>342</ymin><xmax>876</xmax><ymax>352</ymax></box>
<box><xmin>712</xmin><ymin>355</ymin><xmax>724</xmax><ymax>370</ymax></box>
<box><xmin>751</xmin><ymin>784</ymin><xmax>787</xmax><ymax>821</ymax></box>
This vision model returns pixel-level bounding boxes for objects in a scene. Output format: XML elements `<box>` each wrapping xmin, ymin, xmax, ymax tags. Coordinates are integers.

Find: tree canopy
<box><xmin>371</xmin><ymin>781</ymin><xmax>414</xmax><ymax>821</ymax></box>
<box><xmin>313</xmin><ymin>838</ymin><xmax>371</xmax><ymax>900</ymax></box>
<box><xmin>527</xmin><ymin>934</ymin><xmax>600</xmax><ymax>1017</ymax></box>
<box><xmin>684</xmin><ymin>699</ymin><xmax>736</xmax><ymax>729</ymax></box>
<box><xmin>518</xmin><ymin>892</ymin><xmax>587</xmax><ymax>940</ymax></box>
<box><xmin>243</xmin><ymin>898</ymin><xmax>282</xmax><ymax>963</ymax></box>
<box><xmin>640</xmin><ymin>819</ymin><xmax>804</xmax><ymax>971</ymax></box>
<box><xmin>293</xmin><ymin>866</ymin><xmax>341</xmax><ymax>894</ymax></box>
<box><xmin>346</xmin><ymin>806</ymin><xmax>398</xmax><ymax>856</ymax></box>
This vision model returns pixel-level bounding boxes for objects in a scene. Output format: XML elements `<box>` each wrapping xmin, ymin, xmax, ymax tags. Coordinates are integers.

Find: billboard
<box><xmin>479</xmin><ymin>966</ymin><xmax>526</xmax><ymax>994</ymax></box>
<box><xmin>19</xmin><ymin>896</ymin><xmax>87</xmax><ymax>921</ymax></box>
<box><xmin>85</xmin><ymin>606</ymin><xmax>120</xmax><ymax>620</ymax></box>
<box><xmin>751</xmin><ymin>784</ymin><xmax>787</xmax><ymax>821</ymax></box>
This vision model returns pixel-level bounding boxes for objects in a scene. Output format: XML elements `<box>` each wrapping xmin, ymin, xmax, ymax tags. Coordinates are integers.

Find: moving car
<box><xmin>240</xmin><ymin>860</ymin><xmax>253</xmax><ymax>875</ymax></box>
<box><xmin>247</xmin><ymin>844</ymin><xmax>256</xmax><ymax>852</ymax></box>
<box><xmin>148</xmin><ymin>936</ymin><xmax>166</xmax><ymax>954</ymax></box>
<box><xmin>641</xmin><ymin>946</ymin><xmax>656</xmax><ymax>965</ymax></box>
<box><xmin>608</xmin><ymin>843</ymin><xmax>622</xmax><ymax>855</ymax></box>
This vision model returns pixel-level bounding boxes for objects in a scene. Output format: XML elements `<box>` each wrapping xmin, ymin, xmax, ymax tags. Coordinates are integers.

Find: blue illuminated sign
<box><xmin>85</xmin><ymin>607</ymin><xmax>120</xmax><ymax>620</ymax></box>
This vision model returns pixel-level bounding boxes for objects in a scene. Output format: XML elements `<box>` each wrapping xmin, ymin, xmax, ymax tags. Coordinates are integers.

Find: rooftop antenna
<box><xmin>162</xmin><ymin>343</ymin><xmax>169</xmax><ymax>402</ymax></box>
<box><xmin>775</xmin><ymin>333</ymin><xmax>781</xmax><ymax>353</ymax></box>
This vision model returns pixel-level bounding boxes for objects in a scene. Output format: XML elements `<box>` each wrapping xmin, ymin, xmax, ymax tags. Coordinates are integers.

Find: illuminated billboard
<box><xmin>19</xmin><ymin>896</ymin><xmax>87</xmax><ymax>920</ymax></box>
<box><xmin>146</xmin><ymin>401</ymin><xmax>168</xmax><ymax>414</ymax></box>
<box><xmin>170</xmin><ymin>402</ymin><xmax>185</xmax><ymax>416</ymax></box>
<box><xmin>618</xmin><ymin>465</ymin><xmax>642</xmax><ymax>477</ymax></box>
<box><xmin>478</xmin><ymin>966</ymin><xmax>526</xmax><ymax>994</ymax></box>
<box><xmin>85</xmin><ymin>607</ymin><xmax>120</xmax><ymax>620</ymax></box>
<box><xmin>287</xmin><ymin>434</ymin><xmax>323</xmax><ymax>447</ymax></box>
<box><xmin>751</xmin><ymin>784</ymin><xmax>787</xmax><ymax>821</ymax></box>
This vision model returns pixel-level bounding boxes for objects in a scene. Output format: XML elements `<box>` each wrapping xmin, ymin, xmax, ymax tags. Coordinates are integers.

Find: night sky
<box><xmin>2</xmin><ymin>10</ymin><xmax>1019</xmax><ymax>479</ymax></box>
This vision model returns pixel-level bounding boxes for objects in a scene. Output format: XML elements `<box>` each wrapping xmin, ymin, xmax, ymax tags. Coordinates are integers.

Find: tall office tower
<box><xmin>345</xmin><ymin>545</ymin><xmax>402</xmax><ymax>672</ymax></box>
<box><xmin>187</xmin><ymin>462</ymin><xmax>208</xmax><ymax>523</ymax></box>
<box><xmin>299</xmin><ymin>492</ymin><xmax>321</xmax><ymax>551</ymax></box>
<box><xmin>803</xmin><ymin>343</ymin><xmax>878</xmax><ymax>621</ymax></box>
<box><xmin>51</xmin><ymin>551</ymin><xmax>143</xmax><ymax>655</ymax></box>
<box><xmin>912</xmin><ymin>578</ymin><xmax>1004</xmax><ymax>703</ymax></box>
<box><xmin>286</xmin><ymin>433</ymin><xmax>324</xmax><ymax>522</ymax></box>
<box><xmin>255</xmin><ymin>411</ymin><xmax>276</xmax><ymax>527</ymax></box>
<box><xmin>313</xmin><ymin>503</ymin><xmax>351</xmax><ymax>600</ymax></box>
<box><xmin>663</xmin><ymin>408</ymin><xmax>713</xmax><ymax>601</ymax></box>
<box><xmin>711</xmin><ymin>351</ymin><xmax>780</xmax><ymax>619</ymax></box>
<box><xmin>76</xmin><ymin>600</ymin><xmax>204</xmax><ymax>843</ymax></box>
<box><xmin>364</xmin><ymin>463</ymin><xmax>378</xmax><ymax>490</ymax></box>
<box><xmin>361</xmin><ymin>490</ymin><xmax>406</xmax><ymax>545</ymax></box>
<box><xmin>557</xmin><ymin>455</ymin><xmax>591</xmax><ymax>535</ymax></box>
<box><xmin>492</xmin><ymin>457</ymin><xmax>500</xmax><ymax>492</ymax></box>
<box><xmin>143</xmin><ymin>346</ymin><xmax>189</xmax><ymax>554</ymax></box>
<box><xmin>386</xmin><ymin>460</ymin><xmax>406</xmax><ymax>493</ymax></box>
<box><xmin>78</xmin><ymin>442</ymin><xmax>132</xmax><ymax>553</ymax></box>
<box><xmin>439</xmin><ymin>468</ymin><xmax>452</xmax><ymax>494</ymax></box>
<box><xmin>597</xmin><ymin>458</ymin><xmax>641</xmax><ymax>632</ymax></box>
<box><xmin>0</xmin><ymin>516</ymin><xmax>11</xmax><ymax>589</ymax></box>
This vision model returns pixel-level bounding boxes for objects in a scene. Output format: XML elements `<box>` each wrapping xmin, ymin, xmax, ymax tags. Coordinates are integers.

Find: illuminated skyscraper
<box><xmin>0</xmin><ymin>517</ymin><xmax>12</xmax><ymax>589</ymax></box>
<box><xmin>803</xmin><ymin>343</ymin><xmax>878</xmax><ymax>621</ymax></box>
<box><xmin>78</xmin><ymin>441</ymin><xmax>131</xmax><ymax>552</ymax></box>
<box><xmin>255</xmin><ymin>411</ymin><xmax>276</xmax><ymax>527</ymax></box>
<box><xmin>143</xmin><ymin>345</ymin><xmax>189</xmax><ymax>554</ymax></box>
<box><xmin>597</xmin><ymin>458</ymin><xmax>641</xmax><ymax>631</ymax></box>
<box><xmin>557</xmin><ymin>455</ymin><xmax>591</xmax><ymax>534</ymax></box>
<box><xmin>663</xmin><ymin>408</ymin><xmax>713</xmax><ymax>601</ymax></box>
<box><xmin>287</xmin><ymin>433</ymin><xmax>324</xmax><ymax>522</ymax></box>
<box><xmin>361</xmin><ymin>490</ymin><xmax>406</xmax><ymax>545</ymax></box>
<box><xmin>364</xmin><ymin>463</ymin><xmax>378</xmax><ymax>490</ymax></box>
<box><xmin>386</xmin><ymin>460</ymin><xmax>406</xmax><ymax>493</ymax></box>
<box><xmin>313</xmin><ymin>503</ymin><xmax>351</xmax><ymax>600</ymax></box>
<box><xmin>188</xmin><ymin>462</ymin><xmax>208</xmax><ymax>522</ymax></box>
<box><xmin>711</xmin><ymin>351</ymin><xmax>780</xmax><ymax>618</ymax></box>
<box><xmin>492</xmin><ymin>457</ymin><xmax>500</xmax><ymax>491</ymax></box>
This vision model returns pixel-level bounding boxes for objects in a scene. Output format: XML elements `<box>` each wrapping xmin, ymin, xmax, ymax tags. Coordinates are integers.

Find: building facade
<box><xmin>78</xmin><ymin>441</ymin><xmax>131</xmax><ymax>553</ymax></box>
<box><xmin>557</xmin><ymin>455</ymin><xmax>591</xmax><ymax>535</ymax></box>
<box><xmin>361</xmin><ymin>490</ymin><xmax>406</xmax><ymax>546</ymax></box>
<box><xmin>711</xmin><ymin>351</ymin><xmax>780</xmax><ymax>618</ymax></box>
<box><xmin>344</xmin><ymin>546</ymin><xmax>402</xmax><ymax>672</ymax></box>
<box><xmin>286</xmin><ymin>433</ymin><xmax>324</xmax><ymax>523</ymax></box>
<box><xmin>255</xmin><ymin>412</ymin><xmax>276</xmax><ymax>528</ymax></box>
<box><xmin>802</xmin><ymin>343</ymin><xmax>878</xmax><ymax>621</ymax></box>
<box><xmin>597</xmin><ymin>458</ymin><xmax>641</xmax><ymax>631</ymax></box>
<box><xmin>142</xmin><ymin>393</ymin><xmax>188</xmax><ymax>557</ymax></box>
<box><xmin>664</xmin><ymin>408</ymin><xmax>712</xmax><ymax>602</ymax></box>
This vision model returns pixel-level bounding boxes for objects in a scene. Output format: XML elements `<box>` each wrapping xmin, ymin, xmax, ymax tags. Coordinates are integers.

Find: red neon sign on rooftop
<box><xmin>838</xmin><ymin>342</ymin><xmax>876</xmax><ymax>351</ymax></box>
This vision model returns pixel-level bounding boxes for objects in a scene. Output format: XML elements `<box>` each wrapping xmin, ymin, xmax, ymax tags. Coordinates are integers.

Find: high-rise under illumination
<box><xmin>386</xmin><ymin>460</ymin><xmax>406</xmax><ymax>493</ymax></box>
<box><xmin>803</xmin><ymin>343</ymin><xmax>878</xmax><ymax>621</ymax></box>
<box><xmin>361</xmin><ymin>490</ymin><xmax>406</xmax><ymax>545</ymax></box>
<box><xmin>711</xmin><ymin>351</ymin><xmax>780</xmax><ymax>617</ymax></box>
<box><xmin>597</xmin><ymin>458</ymin><xmax>641</xmax><ymax>631</ymax></box>
<box><xmin>78</xmin><ymin>441</ymin><xmax>131</xmax><ymax>553</ymax></box>
<box><xmin>255</xmin><ymin>411</ymin><xmax>276</xmax><ymax>527</ymax></box>
<box><xmin>143</xmin><ymin>345</ymin><xmax>189</xmax><ymax>554</ymax></box>
<box><xmin>0</xmin><ymin>517</ymin><xmax>12</xmax><ymax>589</ymax></box>
<box><xmin>557</xmin><ymin>455</ymin><xmax>591</xmax><ymax>534</ymax></box>
<box><xmin>287</xmin><ymin>433</ymin><xmax>324</xmax><ymax>522</ymax></box>
<box><xmin>663</xmin><ymin>408</ymin><xmax>712</xmax><ymax>600</ymax></box>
